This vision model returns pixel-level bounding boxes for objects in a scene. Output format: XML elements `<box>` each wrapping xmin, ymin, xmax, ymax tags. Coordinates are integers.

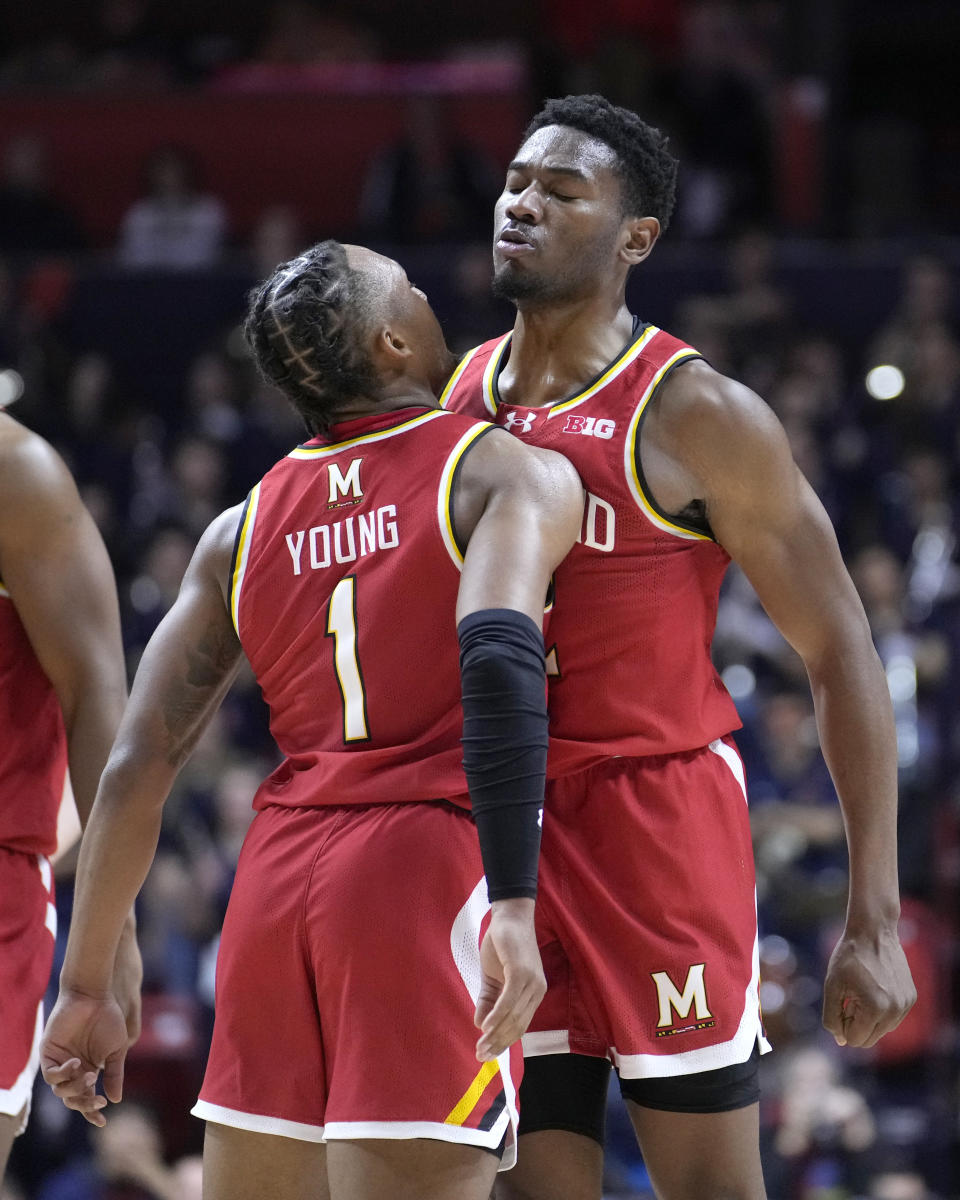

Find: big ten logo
<box><xmin>562</xmin><ymin>415</ymin><xmax>616</xmax><ymax>439</ymax></box>
<box><xmin>650</xmin><ymin>964</ymin><xmax>714</xmax><ymax>1035</ymax></box>
<box><xmin>577</xmin><ymin>492</ymin><xmax>615</xmax><ymax>552</ymax></box>
<box><xmin>328</xmin><ymin>458</ymin><xmax>363</xmax><ymax>506</ymax></box>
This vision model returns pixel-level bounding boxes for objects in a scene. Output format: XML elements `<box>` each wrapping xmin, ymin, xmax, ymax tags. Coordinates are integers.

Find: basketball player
<box><xmin>0</xmin><ymin>412</ymin><xmax>140</xmax><ymax>1183</ymax></box>
<box><xmin>442</xmin><ymin>95</ymin><xmax>917</xmax><ymax>1199</ymax></box>
<box><xmin>41</xmin><ymin>242</ymin><xmax>584</xmax><ymax>1200</ymax></box>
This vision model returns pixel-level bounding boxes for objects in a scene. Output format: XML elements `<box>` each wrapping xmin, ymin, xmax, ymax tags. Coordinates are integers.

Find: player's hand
<box><xmin>822</xmin><ymin>922</ymin><xmax>917</xmax><ymax>1049</ymax></box>
<box><xmin>40</xmin><ymin>989</ymin><xmax>130</xmax><ymax>1126</ymax></box>
<box><xmin>113</xmin><ymin>914</ymin><xmax>144</xmax><ymax>1045</ymax></box>
<box><xmin>475</xmin><ymin>897</ymin><xmax>546</xmax><ymax>1062</ymax></box>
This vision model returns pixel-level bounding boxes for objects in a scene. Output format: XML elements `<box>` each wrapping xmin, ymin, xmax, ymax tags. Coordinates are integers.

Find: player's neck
<box><xmin>332</xmin><ymin>380</ymin><xmax>439</xmax><ymax>423</ymax></box>
<box><xmin>500</xmin><ymin>299</ymin><xmax>635</xmax><ymax>409</ymax></box>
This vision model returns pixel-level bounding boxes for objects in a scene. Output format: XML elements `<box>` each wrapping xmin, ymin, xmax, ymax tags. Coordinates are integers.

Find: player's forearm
<box><xmin>59</xmin><ymin>757</ymin><xmax>173</xmax><ymax>996</ymax></box>
<box><xmin>806</xmin><ymin>635</ymin><xmax>902</xmax><ymax>929</ymax></box>
<box><xmin>62</xmin><ymin>674</ymin><xmax>127</xmax><ymax>828</ymax></box>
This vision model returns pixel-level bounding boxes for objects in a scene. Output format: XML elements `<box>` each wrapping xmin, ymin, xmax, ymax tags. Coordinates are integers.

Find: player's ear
<box><xmin>620</xmin><ymin>217</ymin><xmax>660</xmax><ymax>267</ymax></box>
<box><xmin>372</xmin><ymin>324</ymin><xmax>413</xmax><ymax>366</ymax></box>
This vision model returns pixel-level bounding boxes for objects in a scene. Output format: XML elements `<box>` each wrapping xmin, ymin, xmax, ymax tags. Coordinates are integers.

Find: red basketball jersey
<box><xmin>442</xmin><ymin>324</ymin><xmax>741</xmax><ymax>774</ymax></box>
<box><xmin>0</xmin><ymin>584</ymin><xmax>67</xmax><ymax>854</ymax></box>
<box><xmin>231</xmin><ymin>406</ymin><xmax>493</xmax><ymax>810</ymax></box>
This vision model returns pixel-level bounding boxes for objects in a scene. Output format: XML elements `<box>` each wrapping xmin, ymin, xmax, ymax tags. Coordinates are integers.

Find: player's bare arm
<box><xmin>454</xmin><ymin>428</ymin><xmax>584</xmax><ymax>625</ymax></box>
<box><xmin>41</xmin><ymin>504</ymin><xmax>243</xmax><ymax>1124</ymax></box>
<box><xmin>645</xmin><ymin>361</ymin><xmax>916</xmax><ymax>1047</ymax></box>
<box><xmin>0</xmin><ymin>416</ymin><xmax>142</xmax><ymax>1044</ymax></box>
<box><xmin>452</xmin><ymin>429</ymin><xmax>584</xmax><ymax>1060</ymax></box>
<box><xmin>0</xmin><ymin>417</ymin><xmax>127</xmax><ymax>831</ymax></box>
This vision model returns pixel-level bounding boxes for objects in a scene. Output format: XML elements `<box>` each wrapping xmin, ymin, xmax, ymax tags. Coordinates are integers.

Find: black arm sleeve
<box><xmin>457</xmin><ymin>608</ymin><xmax>548</xmax><ymax>902</ymax></box>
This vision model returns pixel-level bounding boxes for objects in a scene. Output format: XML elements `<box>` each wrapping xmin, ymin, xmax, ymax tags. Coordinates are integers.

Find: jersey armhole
<box><xmin>629</xmin><ymin>353</ymin><xmax>717</xmax><ymax>542</ymax></box>
<box><xmin>228</xmin><ymin>483</ymin><xmax>261</xmax><ymax>635</ymax></box>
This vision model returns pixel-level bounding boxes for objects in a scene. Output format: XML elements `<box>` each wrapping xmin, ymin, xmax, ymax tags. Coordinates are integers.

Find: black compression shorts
<box><xmin>517</xmin><ymin>1043</ymin><xmax>762</xmax><ymax>1144</ymax></box>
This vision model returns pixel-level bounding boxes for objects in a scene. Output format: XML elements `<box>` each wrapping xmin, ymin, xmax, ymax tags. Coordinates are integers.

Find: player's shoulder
<box><xmin>0</xmin><ymin>413</ymin><xmax>80</xmax><ymax>516</ymax></box>
<box><xmin>465</xmin><ymin>426</ymin><xmax>583</xmax><ymax>506</ymax></box>
<box><xmin>654</xmin><ymin>357</ymin><xmax>782</xmax><ymax>454</ymax></box>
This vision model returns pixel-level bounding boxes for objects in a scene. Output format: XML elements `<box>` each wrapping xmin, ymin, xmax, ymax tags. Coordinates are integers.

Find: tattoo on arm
<box><xmin>161</xmin><ymin>618</ymin><xmax>240</xmax><ymax>767</ymax></box>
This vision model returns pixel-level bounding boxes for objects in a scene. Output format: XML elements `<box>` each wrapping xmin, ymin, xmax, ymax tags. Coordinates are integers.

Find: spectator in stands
<box><xmin>35</xmin><ymin>1104</ymin><xmax>178</xmax><ymax>1200</ymax></box>
<box><xmin>118</xmin><ymin>146</ymin><xmax>226</xmax><ymax>270</ymax></box>
<box><xmin>247</xmin><ymin>205</ymin><xmax>304</xmax><ymax>279</ymax></box>
<box><xmin>764</xmin><ymin>1045</ymin><xmax>878</xmax><ymax>1199</ymax></box>
<box><xmin>257</xmin><ymin>1</ymin><xmax>378</xmax><ymax>65</ymax></box>
<box><xmin>0</xmin><ymin>135</ymin><xmax>86</xmax><ymax>257</ymax></box>
<box><xmin>359</xmin><ymin>96</ymin><xmax>501</xmax><ymax>242</ymax></box>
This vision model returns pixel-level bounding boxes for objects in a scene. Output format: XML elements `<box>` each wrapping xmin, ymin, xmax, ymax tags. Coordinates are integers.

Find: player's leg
<box><xmin>494</xmin><ymin>1131</ymin><xmax>603</xmax><ymax>1200</ymax></box>
<box><xmin>327</xmin><ymin>1138</ymin><xmax>498</xmax><ymax>1200</ymax></box>
<box><xmin>625</xmin><ymin>1102</ymin><xmax>766</xmax><ymax>1200</ymax></box>
<box><xmin>0</xmin><ymin>1107</ymin><xmax>26</xmax><ymax>1181</ymax></box>
<box><xmin>494</xmin><ymin>1054</ymin><xmax>608</xmax><ymax>1200</ymax></box>
<box><xmin>619</xmin><ymin>1046</ymin><xmax>766</xmax><ymax>1200</ymax></box>
<box><xmin>202</xmin><ymin>1122</ymin><xmax>330</xmax><ymax>1200</ymax></box>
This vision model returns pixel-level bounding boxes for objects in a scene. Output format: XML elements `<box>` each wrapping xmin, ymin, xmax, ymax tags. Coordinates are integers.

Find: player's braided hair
<box><xmin>523</xmin><ymin>94</ymin><xmax>679</xmax><ymax>232</ymax></box>
<box><xmin>244</xmin><ymin>240</ymin><xmax>378</xmax><ymax>436</ymax></box>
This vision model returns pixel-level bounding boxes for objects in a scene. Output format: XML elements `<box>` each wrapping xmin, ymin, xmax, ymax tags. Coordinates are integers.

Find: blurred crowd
<box><xmin>0</xmin><ymin>4</ymin><xmax>958</xmax><ymax>1196</ymax></box>
<box><xmin>2</xmin><ymin>0</ymin><xmax>958</xmax><ymax>240</ymax></box>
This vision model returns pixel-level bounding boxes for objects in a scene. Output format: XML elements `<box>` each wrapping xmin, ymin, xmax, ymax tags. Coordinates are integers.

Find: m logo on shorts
<box><xmin>651</xmin><ymin>963</ymin><xmax>714</xmax><ymax>1034</ymax></box>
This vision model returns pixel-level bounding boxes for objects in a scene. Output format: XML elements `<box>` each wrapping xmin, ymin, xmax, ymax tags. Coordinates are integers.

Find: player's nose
<box><xmin>505</xmin><ymin>184</ymin><xmax>542</xmax><ymax>223</ymax></box>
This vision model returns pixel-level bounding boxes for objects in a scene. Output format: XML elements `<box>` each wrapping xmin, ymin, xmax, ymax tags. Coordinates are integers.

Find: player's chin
<box><xmin>491</xmin><ymin>261</ymin><xmax>538</xmax><ymax>302</ymax></box>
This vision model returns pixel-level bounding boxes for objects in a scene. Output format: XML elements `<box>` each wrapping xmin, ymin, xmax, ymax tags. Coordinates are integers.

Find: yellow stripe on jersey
<box><xmin>439</xmin><ymin>345</ymin><xmax>483</xmax><ymax>410</ymax></box>
<box><xmin>545</xmin><ymin>323</ymin><xmax>660</xmax><ymax>417</ymax></box>
<box><xmin>229</xmin><ymin>483</ymin><xmax>261</xmax><ymax>635</ymax></box>
<box><xmin>0</xmin><ymin>580</ymin><xmax>8</xmax><ymax>598</ymax></box>
<box><xmin>481</xmin><ymin>335</ymin><xmax>512</xmax><ymax>417</ymax></box>
<box><xmin>444</xmin><ymin>1059</ymin><xmax>500</xmax><ymax>1126</ymax></box>
<box><xmin>479</xmin><ymin>327</ymin><xmax>659</xmax><ymax>419</ymax></box>
<box><xmin>287</xmin><ymin>410</ymin><xmax>449</xmax><ymax>459</ymax></box>
<box><xmin>437</xmin><ymin>422</ymin><xmax>493</xmax><ymax>568</ymax></box>
<box><xmin>623</xmin><ymin>348</ymin><xmax>710</xmax><ymax>542</ymax></box>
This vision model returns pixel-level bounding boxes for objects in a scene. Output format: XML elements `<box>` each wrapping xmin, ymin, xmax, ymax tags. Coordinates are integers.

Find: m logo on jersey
<box><xmin>562</xmin><ymin>415</ymin><xmax>616</xmax><ymax>439</ymax></box>
<box><xmin>328</xmin><ymin>458</ymin><xmax>363</xmax><ymax>505</ymax></box>
<box><xmin>651</xmin><ymin>963</ymin><xmax>714</xmax><ymax>1036</ymax></box>
<box><xmin>502</xmin><ymin>411</ymin><xmax>537</xmax><ymax>434</ymax></box>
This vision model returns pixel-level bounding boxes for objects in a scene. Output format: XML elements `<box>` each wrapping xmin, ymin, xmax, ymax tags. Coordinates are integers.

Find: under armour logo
<box><xmin>502</xmin><ymin>410</ymin><xmax>537</xmax><ymax>434</ymax></box>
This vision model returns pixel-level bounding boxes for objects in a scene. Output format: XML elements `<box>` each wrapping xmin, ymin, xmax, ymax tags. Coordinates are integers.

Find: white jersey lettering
<box><xmin>578</xmin><ymin>492</ymin><xmax>616</xmax><ymax>553</ymax></box>
<box><xmin>286</xmin><ymin>506</ymin><xmax>400</xmax><ymax>574</ymax></box>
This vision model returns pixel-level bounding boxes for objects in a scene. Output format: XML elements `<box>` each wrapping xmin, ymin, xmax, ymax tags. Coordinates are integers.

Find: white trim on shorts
<box><xmin>0</xmin><ymin>855</ymin><xmax>56</xmax><ymax>1132</ymax></box>
<box><xmin>449</xmin><ymin>875</ymin><xmax>519</xmax><ymax>1171</ymax></box>
<box><xmin>0</xmin><ymin>1001</ymin><xmax>44</xmax><ymax>1130</ymax></box>
<box><xmin>521</xmin><ymin>1030</ymin><xmax>570</xmax><ymax>1057</ymax></box>
<box><xmin>191</xmin><ymin>1099</ymin><xmax>325</xmax><ymax>1143</ymax></box>
<box><xmin>324</xmin><ymin>1116</ymin><xmax>511</xmax><ymax>1153</ymax></box>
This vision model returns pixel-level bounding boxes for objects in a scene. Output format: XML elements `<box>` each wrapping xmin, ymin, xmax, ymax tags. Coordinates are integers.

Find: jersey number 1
<box><xmin>326</xmin><ymin>577</ymin><xmax>370</xmax><ymax>742</ymax></box>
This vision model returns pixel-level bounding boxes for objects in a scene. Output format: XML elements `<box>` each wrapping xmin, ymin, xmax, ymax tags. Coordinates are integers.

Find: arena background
<box><xmin>1</xmin><ymin>2</ymin><xmax>957</xmax><ymax>1196</ymax></box>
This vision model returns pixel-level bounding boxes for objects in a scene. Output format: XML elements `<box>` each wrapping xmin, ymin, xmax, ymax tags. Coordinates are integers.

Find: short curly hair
<box><xmin>522</xmin><ymin>94</ymin><xmax>679</xmax><ymax>232</ymax></box>
<box><xmin>244</xmin><ymin>240</ymin><xmax>378</xmax><ymax>436</ymax></box>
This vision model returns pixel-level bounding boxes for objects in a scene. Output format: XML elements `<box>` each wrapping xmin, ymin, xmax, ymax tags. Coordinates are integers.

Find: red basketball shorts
<box><xmin>0</xmin><ymin>849</ymin><xmax>56</xmax><ymax>1129</ymax></box>
<box><xmin>528</xmin><ymin>738</ymin><xmax>770</xmax><ymax>1076</ymax></box>
<box><xmin>193</xmin><ymin>801</ymin><xmax>522</xmax><ymax>1168</ymax></box>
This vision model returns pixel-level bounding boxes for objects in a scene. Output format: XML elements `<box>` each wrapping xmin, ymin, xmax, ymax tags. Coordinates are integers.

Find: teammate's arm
<box><xmin>40</xmin><ymin>505</ymin><xmax>244</xmax><ymax>1124</ymax></box>
<box><xmin>656</xmin><ymin>362</ymin><xmax>916</xmax><ymax>1049</ymax></box>
<box><xmin>453</xmin><ymin>430</ymin><xmax>584</xmax><ymax>1059</ymax></box>
<box><xmin>0</xmin><ymin>422</ymin><xmax>142</xmax><ymax>1042</ymax></box>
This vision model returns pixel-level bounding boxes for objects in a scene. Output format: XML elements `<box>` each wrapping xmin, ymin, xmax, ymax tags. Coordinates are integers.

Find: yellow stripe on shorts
<box><xmin>444</xmin><ymin>1059</ymin><xmax>500</xmax><ymax>1126</ymax></box>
